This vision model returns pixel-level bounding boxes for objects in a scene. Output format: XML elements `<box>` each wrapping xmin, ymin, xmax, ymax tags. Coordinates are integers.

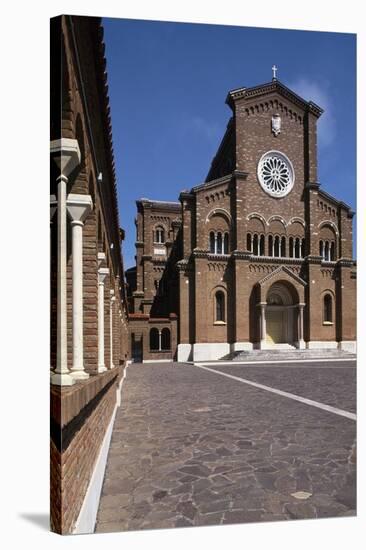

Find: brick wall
<box><xmin>50</xmin><ymin>367</ymin><xmax>123</xmax><ymax>534</ymax></box>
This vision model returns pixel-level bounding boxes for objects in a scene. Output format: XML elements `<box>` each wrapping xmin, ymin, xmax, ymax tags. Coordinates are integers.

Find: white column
<box><xmin>298</xmin><ymin>303</ymin><xmax>305</xmax><ymax>349</ymax></box>
<box><xmin>158</xmin><ymin>329</ymin><xmax>162</xmax><ymax>351</ymax></box>
<box><xmin>50</xmin><ymin>195</ymin><xmax>57</xmax><ymax>379</ymax></box>
<box><xmin>67</xmin><ymin>194</ymin><xmax>93</xmax><ymax>380</ymax></box>
<box><xmin>214</xmin><ymin>234</ymin><xmax>217</xmax><ymax>254</ymax></box>
<box><xmin>50</xmin><ymin>138</ymin><xmax>80</xmax><ymax>386</ymax></box>
<box><xmin>110</xmin><ymin>290</ymin><xmax>116</xmax><ymax>369</ymax></box>
<box><xmin>260</xmin><ymin>302</ymin><xmax>267</xmax><ymax>348</ymax></box>
<box><xmin>98</xmin><ymin>267</ymin><xmax>109</xmax><ymax>372</ymax></box>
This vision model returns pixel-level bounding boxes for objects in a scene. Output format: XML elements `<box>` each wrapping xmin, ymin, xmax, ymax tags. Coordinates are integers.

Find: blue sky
<box><xmin>102</xmin><ymin>18</ymin><xmax>356</xmax><ymax>268</ymax></box>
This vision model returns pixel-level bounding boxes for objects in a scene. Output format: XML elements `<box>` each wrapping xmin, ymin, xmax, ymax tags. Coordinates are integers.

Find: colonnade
<box><xmin>50</xmin><ymin>138</ymin><xmax>122</xmax><ymax>385</ymax></box>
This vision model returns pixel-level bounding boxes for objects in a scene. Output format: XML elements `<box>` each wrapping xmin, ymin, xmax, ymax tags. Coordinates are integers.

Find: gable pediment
<box><xmin>257</xmin><ymin>265</ymin><xmax>307</xmax><ymax>288</ymax></box>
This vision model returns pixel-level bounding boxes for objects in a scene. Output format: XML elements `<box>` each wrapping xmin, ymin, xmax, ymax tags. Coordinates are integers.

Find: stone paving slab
<box><xmin>95</xmin><ymin>362</ymin><xmax>356</xmax><ymax>533</ymax></box>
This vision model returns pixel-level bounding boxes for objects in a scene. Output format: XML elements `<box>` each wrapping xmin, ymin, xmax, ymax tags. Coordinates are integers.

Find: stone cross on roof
<box><xmin>272</xmin><ymin>64</ymin><xmax>278</xmax><ymax>80</ymax></box>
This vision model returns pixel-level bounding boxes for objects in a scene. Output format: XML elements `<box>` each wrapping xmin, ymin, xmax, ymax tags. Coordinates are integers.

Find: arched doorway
<box><xmin>265</xmin><ymin>282</ymin><xmax>297</xmax><ymax>345</ymax></box>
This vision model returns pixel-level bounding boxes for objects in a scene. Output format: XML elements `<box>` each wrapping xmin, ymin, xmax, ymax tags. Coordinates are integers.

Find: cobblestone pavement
<box><xmin>95</xmin><ymin>362</ymin><xmax>356</xmax><ymax>533</ymax></box>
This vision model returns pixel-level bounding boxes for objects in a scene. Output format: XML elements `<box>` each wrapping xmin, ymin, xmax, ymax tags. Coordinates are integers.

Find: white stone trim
<box><xmin>72</xmin><ymin>364</ymin><xmax>128</xmax><ymax>535</ymax></box>
<box><xmin>195</xmin><ymin>364</ymin><xmax>356</xmax><ymax>421</ymax></box>
<box><xmin>318</xmin><ymin>220</ymin><xmax>340</xmax><ymax>237</ymax></box>
<box><xmin>73</xmin><ymin>364</ymin><xmax>129</xmax><ymax>535</ymax></box>
<box><xmin>142</xmin><ymin>359</ymin><xmax>173</xmax><ymax>363</ymax></box>
<box><xmin>246</xmin><ymin>212</ymin><xmax>267</xmax><ymax>228</ymax></box>
<box><xmin>192</xmin><ymin>342</ymin><xmax>230</xmax><ymax>361</ymax></box>
<box><xmin>267</xmin><ymin>215</ymin><xmax>287</xmax><ymax>229</ymax></box>
<box><xmin>230</xmin><ymin>342</ymin><xmax>254</xmax><ymax>352</ymax></box>
<box><xmin>177</xmin><ymin>343</ymin><xmax>193</xmax><ymax>362</ymax></box>
<box><xmin>287</xmin><ymin>216</ymin><xmax>306</xmax><ymax>228</ymax></box>
<box><xmin>206</xmin><ymin>207</ymin><xmax>232</xmax><ymax>225</ymax></box>
<box><xmin>338</xmin><ymin>341</ymin><xmax>357</xmax><ymax>353</ymax></box>
<box><xmin>306</xmin><ymin>341</ymin><xmax>338</xmax><ymax>350</ymax></box>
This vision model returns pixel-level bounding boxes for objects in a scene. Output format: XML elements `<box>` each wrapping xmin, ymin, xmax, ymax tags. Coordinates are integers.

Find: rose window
<box><xmin>257</xmin><ymin>151</ymin><xmax>295</xmax><ymax>198</ymax></box>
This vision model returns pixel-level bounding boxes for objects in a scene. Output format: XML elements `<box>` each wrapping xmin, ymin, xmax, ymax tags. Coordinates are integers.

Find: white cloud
<box><xmin>186</xmin><ymin>115</ymin><xmax>222</xmax><ymax>144</ymax></box>
<box><xmin>286</xmin><ymin>78</ymin><xmax>336</xmax><ymax>148</ymax></box>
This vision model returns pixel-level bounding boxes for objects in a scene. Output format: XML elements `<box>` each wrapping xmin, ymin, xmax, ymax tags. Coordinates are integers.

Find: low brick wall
<box><xmin>50</xmin><ymin>366</ymin><xmax>123</xmax><ymax>534</ymax></box>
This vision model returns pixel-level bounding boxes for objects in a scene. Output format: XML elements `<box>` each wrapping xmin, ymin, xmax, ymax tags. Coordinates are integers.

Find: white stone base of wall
<box><xmin>338</xmin><ymin>341</ymin><xmax>357</xmax><ymax>353</ymax></box>
<box><xmin>306</xmin><ymin>341</ymin><xmax>338</xmax><ymax>350</ymax></box>
<box><xmin>177</xmin><ymin>343</ymin><xmax>193</xmax><ymax>362</ymax></box>
<box><xmin>230</xmin><ymin>342</ymin><xmax>254</xmax><ymax>352</ymax></box>
<box><xmin>192</xmin><ymin>343</ymin><xmax>230</xmax><ymax>361</ymax></box>
<box><xmin>143</xmin><ymin>359</ymin><xmax>172</xmax><ymax>363</ymax></box>
<box><xmin>259</xmin><ymin>342</ymin><xmax>297</xmax><ymax>350</ymax></box>
<box><xmin>73</xmin><ymin>366</ymin><xmax>129</xmax><ymax>535</ymax></box>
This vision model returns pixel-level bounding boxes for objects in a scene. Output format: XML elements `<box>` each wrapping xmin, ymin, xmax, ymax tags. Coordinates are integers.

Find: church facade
<box><xmin>127</xmin><ymin>76</ymin><xmax>356</xmax><ymax>362</ymax></box>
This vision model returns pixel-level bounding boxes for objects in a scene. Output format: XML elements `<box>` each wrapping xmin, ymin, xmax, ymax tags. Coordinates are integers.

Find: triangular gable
<box><xmin>257</xmin><ymin>265</ymin><xmax>307</xmax><ymax>287</ymax></box>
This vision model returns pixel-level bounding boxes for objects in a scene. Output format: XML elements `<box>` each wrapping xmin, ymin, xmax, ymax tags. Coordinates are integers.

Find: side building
<box><xmin>127</xmin><ymin>200</ymin><xmax>181</xmax><ymax>362</ymax></box>
<box><xmin>50</xmin><ymin>15</ymin><xmax>129</xmax><ymax>534</ymax></box>
<box><xmin>127</xmin><ymin>76</ymin><xmax>356</xmax><ymax>362</ymax></box>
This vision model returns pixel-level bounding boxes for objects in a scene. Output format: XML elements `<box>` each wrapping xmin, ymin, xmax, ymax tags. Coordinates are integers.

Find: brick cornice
<box><xmin>226</xmin><ymin>80</ymin><xmax>323</xmax><ymax>118</ymax></box>
<box><xmin>191</xmin><ymin>173</ymin><xmax>233</xmax><ymax>193</ymax></box>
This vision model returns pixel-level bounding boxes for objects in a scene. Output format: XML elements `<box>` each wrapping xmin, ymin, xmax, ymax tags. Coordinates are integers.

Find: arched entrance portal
<box><xmin>266</xmin><ymin>283</ymin><xmax>295</xmax><ymax>344</ymax></box>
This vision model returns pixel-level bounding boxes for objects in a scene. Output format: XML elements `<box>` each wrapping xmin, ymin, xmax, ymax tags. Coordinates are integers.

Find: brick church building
<box><xmin>127</xmin><ymin>72</ymin><xmax>356</xmax><ymax>362</ymax></box>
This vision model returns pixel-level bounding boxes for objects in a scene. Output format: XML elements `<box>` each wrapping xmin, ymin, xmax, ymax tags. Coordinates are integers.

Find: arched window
<box><xmin>215</xmin><ymin>291</ymin><xmax>225</xmax><ymax>322</ymax></box>
<box><xmin>149</xmin><ymin>328</ymin><xmax>159</xmax><ymax>350</ymax></box>
<box><xmin>268</xmin><ymin>235</ymin><xmax>273</xmax><ymax>257</ymax></box>
<box><xmin>324</xmin><ymin>241</ymin><xmax>330</xmax><ymax>261</ymax></box>
<box><xmin>319</xmin><ymin>240</ymin><xmax>324</xmax><ymax>258</ymax></box>
<box><xmin>281</xmin><ymin>236</ymin><xmax>286</xmax><ymax>257</ymax></box>
<box><xmin>274</xmin><ymin>235</ymin><xmax>280</xmax><ymax>257</ymax></box>
<box><xmin>323</xmin><ymin>294</ymin><xmax>333</xmax><ymax>323</ymax></box>
<box><xmin>209</xmin><ymin>231</ymin><xmax>215</xmax><ymax>253</ymax></box>
<box><xmin>224</xmin><ymin>232</ymin><xmax>229</xmax><ymax>254</ymax></box>
<box><xmin>155</xmin><ymin>227</ymin><xmax>165</xmax><ymax>244</ymax></box>
<box><xmin>217</xmin><ymin>232</ymin><xmax>223</xmax><ymax>254</ymax></box>
<box><xmin>253</xmin><ymin>234</ymin><xmax>259</xmax><ymax>256</ymax></box>
<box><xmin>260</xmin><ymin>234</ymin><xmax>265</xmax><ymax>256</ymax></box>
<box><xmin>161</xmin><ymin>328</ymin><xmax>171</xmax><ymax>350</ymax></box>
<box><xmin>247</xmin><ymin>233</ymin><xmax>252</xmax><ymax>252</ymax></box>
<box><xmin>289</xmin><ymin>237</ymin><xmax>294</xmax><ymax>258</ymax></box>
<box><xmin>330</xmin><ymin>241</ymin><xmax>335</xmax><ymax>261</ymax></box>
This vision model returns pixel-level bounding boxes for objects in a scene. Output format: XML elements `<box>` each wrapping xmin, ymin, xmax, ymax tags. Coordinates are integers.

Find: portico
<box><xmin>257</xmin><ymin>266</ymin><xmax>306</xmax><ymax>350</ymax></box>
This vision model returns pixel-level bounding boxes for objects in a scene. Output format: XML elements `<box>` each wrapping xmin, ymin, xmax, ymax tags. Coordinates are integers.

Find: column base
<box><xmin>296</xmin><ymin>340</ymin><xmax>306</xmax><ymax>350</ymax></box>
<box><xmin>98</xmin><ymin>365</ymin><xmax>107</xmax><ymax>373</ymax></box>
<box><xmin>51</xmin><ymin>372</ymin><xmax>75</xmax><ymax>386</ymax></box>
<box><xmin>177</xmin><ymin>343</ymin><xmax>193</xmax><ymax>362</ymax></box>
<box><xmin>338</xmin><ymin>341</ymin><xmax>357</xmax><ymax>353</ymax></box>
<box><xmin>70</xmin><ymin>370</ymin><xmax>90</xmax><ymax>380</ymax></box>
<box><xmin>230</xmin><ymin>342</ymin><xmax>254</xmax><ymax>352</ymax></box>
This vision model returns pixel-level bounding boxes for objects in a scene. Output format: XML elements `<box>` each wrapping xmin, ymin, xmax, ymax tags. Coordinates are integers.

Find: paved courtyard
<box><xmin>95</xmin><ymin>360</ymin><xmax>356</xmax><ymax>533</ymax></box>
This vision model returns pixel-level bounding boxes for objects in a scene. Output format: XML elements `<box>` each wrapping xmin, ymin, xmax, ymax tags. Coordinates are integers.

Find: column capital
<box><xmin>98</xmin><ymin>267</ymin><xmax>109</xmax><ymax>284</ymax></box>
<box><xmin>50</xmin><ymin>138</ymin><xmax>81</xmax><ymax>178</ymax></box>
<box><xmin>67</xmin><ymin>194</ymin><xmax>93</xmax><ymax>224</ymax></box>
<box><xmin>298</xmin><ymin>303</ymin><xmax>306</xmax><ymax>308</ymax></box>
<box><xmin>98</xmin><ymin>252</ymin><xmax>106</xmax><ymax>267</ymax></box>
<box><xmin>110</xmin><ymin>289</ymin><xmax>115</xmax><ymax>296</ymax></box>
